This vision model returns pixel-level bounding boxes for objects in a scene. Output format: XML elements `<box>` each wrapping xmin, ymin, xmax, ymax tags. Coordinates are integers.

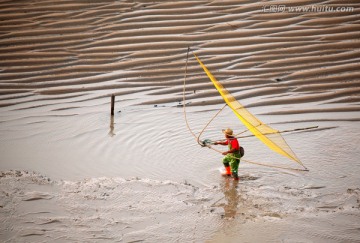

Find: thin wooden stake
<box><xmin>111</xmin><ymin>94</ymin><xmax>115</xmax><ymax>116</ymax></box>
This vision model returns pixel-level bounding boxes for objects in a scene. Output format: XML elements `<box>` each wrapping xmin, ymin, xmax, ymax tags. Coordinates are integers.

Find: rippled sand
<box><xmin>1</xmin><ymin>0</ymin><xmax>360</xmax><ymax>242</ymax></box>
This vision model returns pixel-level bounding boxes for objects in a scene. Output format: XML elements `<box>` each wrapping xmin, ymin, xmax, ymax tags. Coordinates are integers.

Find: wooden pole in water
<box><xmin>111</xmin><ymin>94</ymin><xmax>115</xmax><ymax>116</ymax></box>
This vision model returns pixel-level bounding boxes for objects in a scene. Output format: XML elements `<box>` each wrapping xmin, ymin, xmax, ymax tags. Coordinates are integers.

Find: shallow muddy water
<box><xmin>1</xmin><ymin>98</ymin><xmax>360</xmax><ymax>242</ymax></box>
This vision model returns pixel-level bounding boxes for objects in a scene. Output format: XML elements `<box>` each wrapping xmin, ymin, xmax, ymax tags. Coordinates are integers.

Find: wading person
<box><xmin>214</xmin><ymin>128</ymin><xmax>241</xmax><ymax>180</ymax></box>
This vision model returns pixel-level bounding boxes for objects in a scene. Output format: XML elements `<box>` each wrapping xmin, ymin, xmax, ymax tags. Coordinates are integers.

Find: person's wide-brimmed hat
<box><xmin>222</xmin><ymin>128</ymin><xmax>234</xmax><ymax>136</ymax></box>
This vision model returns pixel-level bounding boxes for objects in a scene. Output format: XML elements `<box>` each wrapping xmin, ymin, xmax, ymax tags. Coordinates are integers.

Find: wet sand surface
<box><xmin>1</xmin><ymin>0</ymin><xmax>360</xmax><ymax>242</ymax></box>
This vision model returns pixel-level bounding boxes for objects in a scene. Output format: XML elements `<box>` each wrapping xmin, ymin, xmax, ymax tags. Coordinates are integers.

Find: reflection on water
<box><xmin>109</xmin><ymin>115</ymin><xmax>115</xmax><ymax>137</ymax></box>
<box><xmin>221</xmin><ymin>179</ymin><xmax>240</xmax><ymax>219</ymax></box>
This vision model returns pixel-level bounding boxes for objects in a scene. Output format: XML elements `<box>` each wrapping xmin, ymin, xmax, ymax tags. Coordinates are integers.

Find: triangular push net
<box><xmin>194</xmin><ymin>53</ymin><xmax>304</xmax><ymax>167</ymax></box>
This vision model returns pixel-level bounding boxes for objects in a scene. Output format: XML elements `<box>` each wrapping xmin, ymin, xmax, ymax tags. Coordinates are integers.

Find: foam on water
<box><xmin>1</xmin><ymin>167</ymin><xmax>359</xmax><ymax>242</ymax></box>
<box><xmin>0</xmin><ymin>170</ymin><xmax>223</xmax><ymax>242</ymax></box>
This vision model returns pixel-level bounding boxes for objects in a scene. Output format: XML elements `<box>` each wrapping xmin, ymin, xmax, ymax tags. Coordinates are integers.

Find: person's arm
<box><xmin>214</xmin><ymin>141</ymin><xmax>227</xmax><ymax>145</ymax></box>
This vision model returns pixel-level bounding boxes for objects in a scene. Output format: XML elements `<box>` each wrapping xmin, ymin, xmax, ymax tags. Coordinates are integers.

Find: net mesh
<box><xmin>194</xmin><ymin>54</ymin><xmax>303</xmax><ymax>166</ymax></box>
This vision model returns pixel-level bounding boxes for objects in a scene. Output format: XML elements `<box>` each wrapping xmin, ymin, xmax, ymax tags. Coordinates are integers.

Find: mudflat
<box><xmin>1</xmin><ymin>1</ymin><xmax>359</xmax><ymax>242</ymax></box>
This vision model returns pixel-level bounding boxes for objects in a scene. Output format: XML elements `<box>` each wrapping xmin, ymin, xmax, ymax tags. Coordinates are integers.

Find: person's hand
<box><xmin>222</xmin><ymin>151</ymin><xmax>228</xmax><ymax>155</ymax></box>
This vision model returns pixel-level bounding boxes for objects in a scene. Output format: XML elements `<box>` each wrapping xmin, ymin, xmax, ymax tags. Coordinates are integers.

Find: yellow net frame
<box><xmin>194</xmin><ymin>53</ymin><xmax>305</xmax><ymax>167</ymax></box>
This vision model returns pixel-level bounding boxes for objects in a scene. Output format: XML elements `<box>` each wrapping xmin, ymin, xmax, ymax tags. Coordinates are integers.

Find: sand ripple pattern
<box><xmin>0</xmin><ymin>0</ymin><xmax>359</xmax><ymax>114</ymax></box>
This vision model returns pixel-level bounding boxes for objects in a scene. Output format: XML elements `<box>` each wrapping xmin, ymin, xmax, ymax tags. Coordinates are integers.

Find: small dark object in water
<box><xmin>275</xmin><ymin>78</ymin><xmax>282</xmax><ymax>82</ymax></box>
<box><xmin>201</xmin><ymin>139</ymin><xmax>214</xmax><ymax>147</ymax></box>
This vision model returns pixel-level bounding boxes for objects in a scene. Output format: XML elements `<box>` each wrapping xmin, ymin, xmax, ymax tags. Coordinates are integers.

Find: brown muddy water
<box><xmin>1</xmin><ymin>0</ymin><xmax>360</xmax><ymax>242</ymax></box>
